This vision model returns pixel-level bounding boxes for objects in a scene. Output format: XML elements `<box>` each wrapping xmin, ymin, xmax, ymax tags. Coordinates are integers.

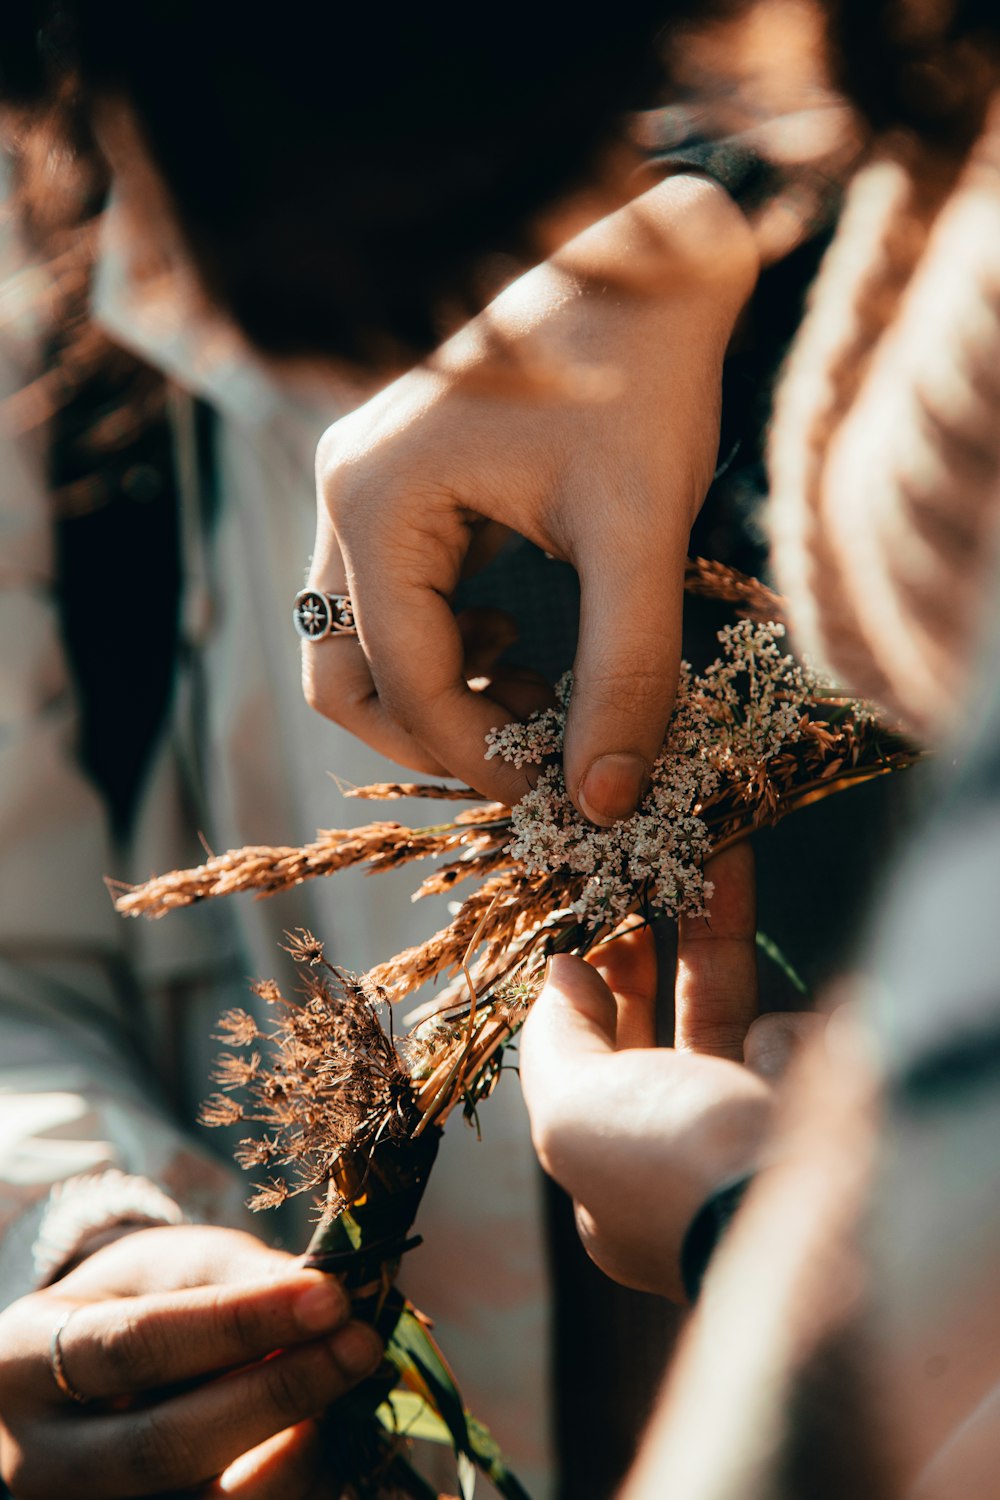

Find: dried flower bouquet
<box><xmin>113</xmin><ymin>560</ymin><xmax>921</xmax><ymax>1499</ymax></box>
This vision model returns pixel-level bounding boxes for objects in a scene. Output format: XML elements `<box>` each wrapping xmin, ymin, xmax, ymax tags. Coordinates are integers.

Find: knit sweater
<box><xmin>769</xmin><ymin>93</ymin><xmax>1000</xmax><ymax>743</ymax></box>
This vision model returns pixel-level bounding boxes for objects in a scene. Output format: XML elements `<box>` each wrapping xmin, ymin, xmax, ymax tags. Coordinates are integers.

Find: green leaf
<box><xmin>386</xmin><ymin>1303</ymin><xmax>534</xmax><ymax>1500</ymax></box>
<box><xmin>388</xmin><ymin>1306</ymin><xmax>470</xmax><ymax>1457</ymax></box>
<box><xmin>755</xmin><ymin>929</ymin><xmax>809</xmax><ymax>998</ymax></box>
<box><xmin>339</xmin><ymin>1209</ymin><xmax>363</xmax><ymax>1250</ymax></box>
<box><xmin>376</xmin><ymin>1389</ymin><xmax>454</xmax><ymax>1445</ymax></box>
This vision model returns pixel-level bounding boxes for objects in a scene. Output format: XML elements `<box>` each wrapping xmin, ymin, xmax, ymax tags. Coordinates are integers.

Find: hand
<box><xmin>0</xmin><ymin>1224</ymin><xmax>382</xmax><ymax>1498</ymax></box>
<box><xmin>520</xmin><ymin>844</ymin><xmax>820</xmax><ymax>1300</ymax></box>
<box><xmin>306</xmin><ymin>172</ymin><xmax>759</xmax><ymax>822</ymax></box>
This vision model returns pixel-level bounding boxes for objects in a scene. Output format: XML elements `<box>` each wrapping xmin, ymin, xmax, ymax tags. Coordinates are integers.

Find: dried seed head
<box><xmin>211</xmin><ymin>1052</ymin><xmax>261</xmax><ymax>1089</ymax></box>
<box><xmin>234</xmin><ymin>1135</ymin><xmax>279</xmax><ymax>1169</ymax></box>
<box><xmin>203</xmin><ymin>965</ymin><xmax>420</xmax><ymax>1213</ymax></box>
<box><xmin>213</xmin><ymin>1008</ymin><xmax>261</xmax><ymax>1046</ymax></box>
<box><xmin>200</xmin><ymin>1094</ymin><xmax>244</xmax><ymax>1128</ymax></box>
<box><xmin>249</xmin><ymin>1180</ymin><xmax>291</xmax><ymax>1212</ymax></box>
<box><xmin>283</xmin><ymin>928</ymin><xmax>327</xmax><ymax>967</ymax></box>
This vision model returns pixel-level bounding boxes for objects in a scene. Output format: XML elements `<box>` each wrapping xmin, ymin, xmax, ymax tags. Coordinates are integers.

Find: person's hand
<box><xmin>306</xmin><ymin>172</ymin><xmax>759</xmax><ymax>823</ymax></box>
<box><xmin>0</xmin><ymin>1224</ymin><xmax>382</xmax><ymax>1498</ymax></box>
<box><xmin>520</xmin><ymin>844</ymin><xmax>820</xmax><ymax>1300</ymax></box>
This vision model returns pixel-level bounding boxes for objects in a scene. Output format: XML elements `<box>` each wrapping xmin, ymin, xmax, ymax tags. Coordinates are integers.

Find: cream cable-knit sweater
<box><xmin>769</xmin><ymin>94</ymin><xmax>1000</xmax><ymax>742</ymax></box>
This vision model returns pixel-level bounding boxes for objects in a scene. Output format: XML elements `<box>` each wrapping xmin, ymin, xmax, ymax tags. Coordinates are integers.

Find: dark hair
<box><xmin>2</xmin><ymin>3</ymin><xmax>679</xmax><ymax>368</ymax></box>
<box><xmin>828</xmin><ymin>0</ymin><xmax>999</xmax><ymax>151</ymax></box>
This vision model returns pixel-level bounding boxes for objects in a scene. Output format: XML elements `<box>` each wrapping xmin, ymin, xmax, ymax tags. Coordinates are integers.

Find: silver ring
<box><xmin>292</xmin><ymin>588</ymin><xmax>357</xmax><ymax>641</ymax></box>
<box><xmin>50</xmin><ymin>1308</ymin><xmax>89</xmax><ymax>1405</ymax></box>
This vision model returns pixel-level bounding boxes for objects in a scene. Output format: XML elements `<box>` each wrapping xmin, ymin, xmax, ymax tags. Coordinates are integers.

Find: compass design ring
<box><xmin>292</xmin><ymin>589</ymin><xmax>358</xmax><ymax>641</ymax></box>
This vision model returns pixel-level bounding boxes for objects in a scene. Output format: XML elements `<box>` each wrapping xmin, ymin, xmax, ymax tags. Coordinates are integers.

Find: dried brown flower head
<box><xmin>201</xmin><ymin>934</ymin><xmax>421</xmax><ymax>1212</ymax></box>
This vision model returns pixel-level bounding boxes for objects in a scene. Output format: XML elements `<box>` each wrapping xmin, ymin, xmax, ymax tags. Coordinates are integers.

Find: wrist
<box><xmin>554</xmin><ymin>170</ymin><xmax>760</xmax><ymax>313</ymax></box>
<box><xmin>679</xmin><ymin>1174</ymin><xmax>756</xmax><ymax>1304</ymax></box>
<box><xmin>659</xmin><ymin>1065</ymin><xmax>773</xmax><ymax>1302</ymax></box>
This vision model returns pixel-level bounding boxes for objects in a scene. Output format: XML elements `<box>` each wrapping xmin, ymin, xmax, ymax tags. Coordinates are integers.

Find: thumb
<box><xmin>520</xmin><ymin>954</ymin><xmax>617</xmax><ymax>1174</ymax></box>
<box><xmin>523</xmin><ymin>953</ymin><xmax>618</xmax><ymax>1067</ymax></box>
<box><xmin>565</xmin><ymin>534</ymin><xmax>686</xmax><ymax>826</ymax></box>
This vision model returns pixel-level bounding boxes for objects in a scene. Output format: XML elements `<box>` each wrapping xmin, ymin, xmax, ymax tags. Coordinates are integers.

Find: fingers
<box><xmin>36</xmin><ymin>1326</ymin><xmax>381</xmax><ymax>1499</ymax></box>
<box><xmin>675</xmin><ymin>842</ymin><xmax>759</xmax><ymax>1061</ymax></box>
<box><xmin>301</xmin><ymin>507</ymin><xmax>451</xmax><ymax>776</ymax></box>
<box><xmin>349</xmin><ymin>560</ymin><xmax>533</xmax><ymax>806</ymax></box>
<box><xmin>522</xmin><ymin>932</ymin><xmax>658</xmax><ymax>1168</ymax></box>
<box><xmin>588</xmin><ymin>923</ymin><xmax>658</xmax><ymax>1049</ymax></box>
<box><xmin>564</xmin><ymin>531</ymin><xmax>687</xmax><ymax>826</ymax></box>
<box><xmin>54</xmin><ymin>1225</ymin><xmax>296</xmax><ymax>1301</ymax></box>
<box><xmin>522</xmin><ymin>945</ymin><xmax>773</xmax><ymax>1301</ymax></box>
<box><xmin>39</xmin><ymin>1271</ymin><xmax>351</xmax><ymax>1403</ymax></box>
<box><xmin>302</xmin><ymin>636</ymin><xmax>452</xmax><ymax>776</ymax></box>
<box><xmin>520</xmin><ymin>953</ymin><xmax>619</xmax><ymax>1188</ymax></box>
<box><xmin>0</xmin><ymin>1230</ymin><xmax>376</xmax><ymax>1500</ymax></box>
<box><xmin>744</xmin><ymin>1012</ymin><xmax>824</xmax><ymax>1080</ymax></box>
<box><xmin>210</xmin><ymin>1421</ymin><xmax>334</xmax><ymax>1499</ymax></box>
<box><xmin>304</xmin><ymin>506</ymin><xmax>532</xmax><ymax>800</ymax></box>
<box><xmin>530</xmin><ymin>952</ymin><xmax>619</xmax><ymax>1058</ymax></box>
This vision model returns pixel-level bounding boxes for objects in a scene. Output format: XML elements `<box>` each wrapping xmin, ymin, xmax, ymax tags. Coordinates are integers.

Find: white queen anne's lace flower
<box><xmin>486</xmin><ymin>619</ymin><xmax>829</xmax><ymax>928</ymax></box>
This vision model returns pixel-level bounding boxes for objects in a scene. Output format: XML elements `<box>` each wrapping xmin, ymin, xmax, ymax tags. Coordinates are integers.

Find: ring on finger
<box><xmin>292</xmin><ymin>589</ymin><xmax>357</xmax><ymax>641</ymax></box>
<box><xmin>49</xmin><ymin>1308</ymin><xmax>89</xmax><ymax>1406</ymax></box>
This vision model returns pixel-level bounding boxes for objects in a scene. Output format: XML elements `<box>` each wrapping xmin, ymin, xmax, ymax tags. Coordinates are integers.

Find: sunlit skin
<box><xmin>520</xmin><ymin>844</ymin><xmax>821</xmax><ymax>1302</ymax></box>
<box><xmin>305</xmin><ymin>172</ymin><xmax>760</xmax><ymax>821</ymax></box>
<box><xmin>0</xmin><ymin>1226</ymin><xmax>381</xmax><ymax>1498</ymax></box>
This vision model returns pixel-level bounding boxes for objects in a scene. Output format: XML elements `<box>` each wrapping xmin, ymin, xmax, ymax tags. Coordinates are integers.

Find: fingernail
<box><xmin>578</xmin><ymin>753</ymin><xmax>648</xmax><ymax>827</ymax></box>
<box><xmin>329</xmin><ymin>1323</ymin><xmax>382</xmax><ymax>1377</ymax></box>
<box><xmin>546</xmin><ymin>954</ymin><xmax>576</xmax><ymax>986</ymax></box>
<box><xmin>294</xmin><ymin>1276</ymin><xmax>346</xmax><ymax>1333</ymax></box>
